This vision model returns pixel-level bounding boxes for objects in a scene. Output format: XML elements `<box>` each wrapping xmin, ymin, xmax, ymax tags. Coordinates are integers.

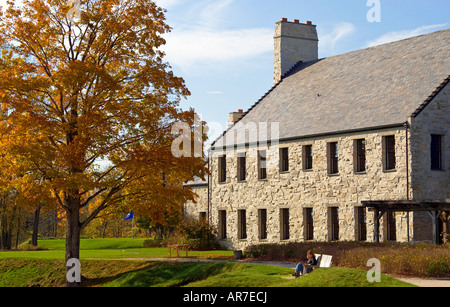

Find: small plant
<box><xmin>143</xmin><ymin>238</ymin><xmax>164</xmax><ymax>248</ymax></box>
<box><xmin>426</xmin><ymin>260</ymin><xmax>449</xmax><ymax>277</ymax></box>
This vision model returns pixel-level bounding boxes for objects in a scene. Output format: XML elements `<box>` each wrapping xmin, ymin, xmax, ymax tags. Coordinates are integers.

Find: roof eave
<box><xmin>211</xmin><ymin>122</ymin><xmax>405</xmax><ymax>152</ymax></box>
<box><xmin>411</xmin><ymin>75</ymin><xmax>450</xmax><ymax>118</ymax></box>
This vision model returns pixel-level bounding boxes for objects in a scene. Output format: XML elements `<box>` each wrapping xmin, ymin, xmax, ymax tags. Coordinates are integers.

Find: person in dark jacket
<box><xmin>292</xmin><ymin>250</ymin><xmax>317</xmax><ymax>277</ymax></box>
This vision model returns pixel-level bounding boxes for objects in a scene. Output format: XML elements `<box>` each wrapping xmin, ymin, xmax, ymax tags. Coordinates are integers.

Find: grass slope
<box><xmin>0</xmin><ymin>259</ymin><xmax>415</xmax><ymax>287</ymax></box>
<box><xmin>178</xmin><ymin>265</ymin><xmax>413</xmax><ymax>288</ymax></box>
<box><xmin>0</xmin><ymin>239</ymin><xmax>417</xmax><ymax>287</ymax></box>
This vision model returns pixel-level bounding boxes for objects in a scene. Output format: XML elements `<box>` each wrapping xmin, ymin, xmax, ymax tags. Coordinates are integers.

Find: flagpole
<box><xmin>131</xmin><ymin>216</ymin><xmax>134</xmax><ymax>238</ymax></box>
<box><xmin>125</xmin><ymin>211</ymin><xmax>134</xmax><ymax>238</ymax></box>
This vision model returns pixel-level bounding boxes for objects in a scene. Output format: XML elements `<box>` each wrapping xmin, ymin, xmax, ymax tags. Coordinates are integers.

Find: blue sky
<box><xmin>153</xmin><ymin>0</ymin><xmax>449</xmax><ymax>144</ymax></box>
<box><xmin>1</xmin><ymin>0</ymin><xmax>449</xmax><ymax>145</ymax></box>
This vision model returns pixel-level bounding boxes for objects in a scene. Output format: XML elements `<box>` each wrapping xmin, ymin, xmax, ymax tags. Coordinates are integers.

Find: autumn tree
<box><xmin>0</xmin><ymin>0</ymin><xmax>207</xmax><ymax>286</ymax></box>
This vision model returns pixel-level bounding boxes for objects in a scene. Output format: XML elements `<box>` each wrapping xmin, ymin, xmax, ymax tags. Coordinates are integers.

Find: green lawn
<box><xmin>182</xmin><ymin>265</ymin><xmax>414</xmax><ymax>288</ymax></box>
<box><xmin>0</xmin><ymin>238</ymin><xmax>416</xmax><ymax>287</ymax></box>
<box><xmin>0</xmin><ymin>238</ymin><xmax>233</xmax><ymax>260</ymax></box>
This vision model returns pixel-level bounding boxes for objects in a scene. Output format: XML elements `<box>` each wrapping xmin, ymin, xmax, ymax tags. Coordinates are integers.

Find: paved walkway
<box><xmin>395</xmin><ymin>277</ymin><xmax>450</xmax><ymax>287</ymax></box>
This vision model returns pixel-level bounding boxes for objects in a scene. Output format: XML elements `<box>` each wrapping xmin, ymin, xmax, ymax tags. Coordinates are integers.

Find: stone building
<box><xmin>185</xmin><ymin>19</ymin><xmax>450</xmax><ymax>250</ymax></box>
<box><xmin>184</xmin><ymin>175</ymin><xmax>209</xmax><ymax>221</ymax></box>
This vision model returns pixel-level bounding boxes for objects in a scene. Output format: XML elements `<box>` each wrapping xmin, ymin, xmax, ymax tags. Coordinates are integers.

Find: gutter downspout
<box><xmin>404</xmin><ymin>121</ymin><xmax>410</xmax><ymax>242</ymax></box>
<box><xmin>207</xmin><ymin>148</ymin><xmax>211</xmax><ymax>225</ymax></box>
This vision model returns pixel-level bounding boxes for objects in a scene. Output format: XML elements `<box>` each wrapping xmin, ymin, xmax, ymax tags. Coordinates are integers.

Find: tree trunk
<box><xmin>31</xmin><ymin>204</ymin><xmax>42</xmax><ymax>247</ymax></box>
<box><xmin>101</xmin><ymin>221</ymin><xmax>108</xmax><ymax>238</ymax></box>
<box><xmin>65</xmin><ymin>196</ymin><xmax>81</xmax><ymax>287</ymax></box>
<box><xmin>1</xmin><ymin>225</ymin><xmax>12</xmax><ymax>250</ymax></box>
<box><xmin>15</xmin><ymin>213</ymin><xmax>20</xmax><ymax>250</ymax></box>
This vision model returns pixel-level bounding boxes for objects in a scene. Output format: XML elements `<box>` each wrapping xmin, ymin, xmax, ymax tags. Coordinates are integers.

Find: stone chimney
<box><xmin>228</xmin><ymin>109</ymin><xmax>245</xmax><ymax>128</ymax></box>
<box><xmin>273</xmin><ymin>18</ymin><xmax>319</xmax><ymax>85</ymax></box>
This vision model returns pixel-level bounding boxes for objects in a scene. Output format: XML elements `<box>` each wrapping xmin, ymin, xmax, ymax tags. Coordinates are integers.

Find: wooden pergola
<box><xmin>362</xmin><ymin>200</ymin><xmax>450</xmax><ymax>244</ymax></box>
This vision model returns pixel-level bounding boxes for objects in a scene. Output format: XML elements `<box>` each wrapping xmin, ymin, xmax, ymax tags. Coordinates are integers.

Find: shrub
<box><xmin>245</xmin><ymin>241</ymin><xmax>370</xmax><ymax>262</ymax></box>
<box><xmin>19</xmin><ymin>244</ymin><xmax>49</xmax><ymax>251</ymax></box>
<box><xmin>143</xmin><ymin>232</ymin><xmax>184</xmax><ymax>248</ymax></box>
<box><xmin>143</xmin><ymin>238</ymin><xmax>164</xmax><ymax>248</ymax></box>
<box><xmin>143</xmin><ymin>219</ymin><xmax>220</xmax><ymax>251</ymax></box>
<box><xmin>177</xmin><ymin>219</ymin><xmax>220</xmax><ymax>251</ymax></box>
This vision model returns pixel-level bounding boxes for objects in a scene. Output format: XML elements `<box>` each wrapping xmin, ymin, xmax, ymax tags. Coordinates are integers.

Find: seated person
<box><xmin>292</xmin><ymin>250</ymin><xmax>317</xmax><ymax>277</ymax></box>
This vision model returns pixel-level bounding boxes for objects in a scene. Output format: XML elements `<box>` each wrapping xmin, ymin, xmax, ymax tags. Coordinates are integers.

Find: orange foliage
<box><xmin>0</xmin><ymin>0</ymin><xmax>207</xmax><ymax>256</ymax></box>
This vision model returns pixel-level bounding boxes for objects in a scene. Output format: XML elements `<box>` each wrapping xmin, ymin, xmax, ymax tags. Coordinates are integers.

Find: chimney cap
<box><xmin>238</xmin><ymin>109</ymin><xmax>243</xmax><ymax>113</ymax></box>
<box><xmin>306</xmin><ymin>21</ymin><xmax>313</xmax><ymax>25</ymax></box>
<box><xmin>280</xmin><ymin>17</ymin><xmax>288</xmax><ymax>22</ymax></box>
<box><xmin>293</xmin><ymin>19</ymin><xmax>300</xmax><ymax>23</ymax></box>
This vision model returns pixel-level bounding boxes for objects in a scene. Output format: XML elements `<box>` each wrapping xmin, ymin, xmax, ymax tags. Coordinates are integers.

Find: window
<box><xmin>431</xmin><ymin>134</ymin><xmax>443</xmax><ymax>170</ymax></box>
<box><xmin>280</xmin><ymin>208</ymin><xmax>290</xmax><ymax>240</ymax></box>
<box><xmin>383</xmin><ymin>136</ymin><xmax>396</xmax><ymax>171</ymax></box>
<box><xmin>355</xmin><ymin>207</ymin><xmax>367</xmax><ymax>241</ymax></box>
<box><xmin>328</xmin><ymin>207</ymin><xmax>339</xmax><ymax>241</ymax></box>
<box><xmin>280</xmin><ymin>148</ymin><xmax>289</xmax><ymax>172</ymax></box>
<box><xmin>238</xmin><ymin>210</ymin><xmax>247</xmax><ymax>240</ymax></box>
<box><xmin>328</xmin><ymin>142</ymin><xmax>339</xmax><ymax>174</ymax></box>
<box><xmin>218</xmin><ymin>155</ymin><xmax>227</xmax><ymax>183</ymax></box>
<box><xmin>258</xmin><ymin>209</ymin><xmax>267</xmax><ymax>240</ymax></box>
<box><xmin>258</xmin><ymin>150</ymin><xmax>267</xmax><ymax>180</ymax></box>
<box><xmin>218</xmin><ymin>210</ymin><xmax>227</xmax><ymax>239</ymax></box>
<box><xmin>237</xmin><ymin>153</ymin><xmax>246</xmax><ymax>181</ymax></box>
<box><xmin>304</xmin><ymin>208</ymin><xmax>314</xmax><ymax>241</ymax></box>
<box><xmin>199</xmin><ymin>212</ymin><xmax>207</xmax><ymax>222</ymax></box>
<box><xmin>303</xmin><ymin>145</ymin><xmax>313</xmax><ymax>170</ymax></box>
<box><xmin>385</xmin><ymin>211</ymin><xmax>396</xmax><ymax>241</ymax></box>
<box><xmin>355</xmin><ymin>139</ymin><xmax>366</xmax><ymax>172</ymax></box>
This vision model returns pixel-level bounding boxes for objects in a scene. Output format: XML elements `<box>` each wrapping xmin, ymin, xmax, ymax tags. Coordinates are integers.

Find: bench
<box><xmin>303</xmin><ymin>254</ymin><xmax>333</xmax><ymax>274</ymax></box>
<box><xmin>168</xmin><ymin>244</ymin><xmax>189</xmax><ymax>257</ymax></box>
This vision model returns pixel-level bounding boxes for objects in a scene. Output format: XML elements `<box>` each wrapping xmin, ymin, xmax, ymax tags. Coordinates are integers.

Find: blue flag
<box><xmin>125</xmin><ymin>211</ymin><xmax>134</xmax><ymax>220</ymax></box>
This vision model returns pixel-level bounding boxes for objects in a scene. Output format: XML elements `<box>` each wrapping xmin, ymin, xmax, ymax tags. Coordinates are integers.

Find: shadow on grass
<box><xmin>80</xmin><ymin>263</ymin><xmax>159</xmax><ymax>287</ymax></box>
<box><xmin>82</xmin><ymin>261</ymin><xmax>230</xmax><ymax>287</ymax></box>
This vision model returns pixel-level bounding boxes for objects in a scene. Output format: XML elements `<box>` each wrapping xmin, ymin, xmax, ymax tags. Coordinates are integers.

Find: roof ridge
<box><xmin>316</xmin><ymin>28</ymin><xmax>450</xmax><ymax>63</ymax></box>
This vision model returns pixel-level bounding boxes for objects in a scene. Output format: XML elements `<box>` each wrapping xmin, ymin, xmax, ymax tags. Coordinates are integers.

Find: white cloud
<box><xmin>154</xmin><ymin>0</ymin><xmax>183</xmax><ymax>10</ymax></box>
<box><xmin>318</xmin><ymin>22</ymin><xmax>357</xmax><ymax>55</ymax></box>
<box><xmin>195</xmin><ymin>0</ymin><xmax>235</xmax><ymax>28</ymax></box>
<box><xmin>366</xmin><ymin>24</ymin><xmax>448</xmax><ymax>47</ymax></box>
<box><xmin>163</xmin><ymin>27</ymin><xmax>273</xmax><ymax>72</ymax></box>
<box><xmin>160</xmin><ymin>0</ymin><xmax>273</xmax><ymax>74</ymax></box>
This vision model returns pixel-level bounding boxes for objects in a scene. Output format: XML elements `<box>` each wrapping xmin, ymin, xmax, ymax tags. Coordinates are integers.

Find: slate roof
<box><xmin>184</xmin><ymin>162</ymin><xmax>209</xmax><ymax>187</ymax></box>
<box><xmin>213</xmin><ymin>29</ymin><xmax>450</xmax><ymax>149</ymax></box>
<box><xmin>184</xmin><ymin>176</ymin><xmax>208</xmax><ymax>187</ymax></box>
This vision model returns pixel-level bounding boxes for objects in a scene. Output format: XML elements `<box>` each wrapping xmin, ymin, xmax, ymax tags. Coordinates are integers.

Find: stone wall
<box><xmin>210</xmin><ymin>127</ymin><xmax>412</xmax><ymax>250</ymax></box>
<box><xmin>410</xmin><ymin>83</ymin><xmax>449</xmax><ymax>201</ymax></box>
<box><xmin>273</xmin><ymin>20</ymin><xmax>318</xmax><ymax>84</ymax></box>
<box><xmin>184</xmin><ymin>184</ymin><xmax>209</xmax><ymax>221</ymax></box>
<box><xmin>409</xmin><ymin>82</ymin><xmax>450</xmax><ymax>242</ymax></box>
